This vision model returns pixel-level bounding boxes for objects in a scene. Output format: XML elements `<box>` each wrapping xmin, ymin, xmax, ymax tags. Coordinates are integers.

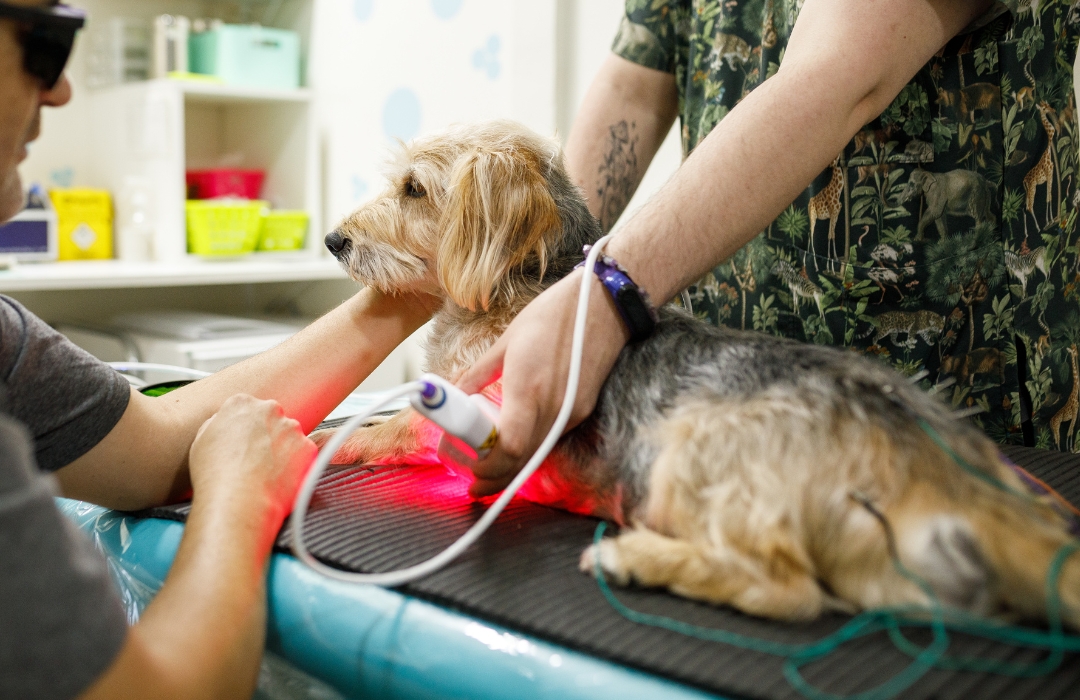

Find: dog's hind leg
<box><xmin>580</xmin><ymin>525</ymin><xmax>828</xmax><ymax>621</ymax></box>
<box><xmin>578</xmin><ymin>394</ymin><xmax>843</xmax><ymax>622</ymax></box>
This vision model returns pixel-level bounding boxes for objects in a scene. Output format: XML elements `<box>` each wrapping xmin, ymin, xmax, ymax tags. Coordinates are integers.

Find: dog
<box><xmin>319</xmin><ymin>121</ymin><xmax>1079</xmax><ymax>626</ymax></box>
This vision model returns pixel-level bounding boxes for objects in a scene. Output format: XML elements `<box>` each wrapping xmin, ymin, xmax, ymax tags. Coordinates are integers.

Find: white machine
<box><xmin>61</xmin><ymin>312</ymin><xmax>298</xmax><ymax>385</ymax></box>
<box><xmin>60</xmin><ymin>311</ymin><xmax>408</xmax><ymax>390</ymax></box>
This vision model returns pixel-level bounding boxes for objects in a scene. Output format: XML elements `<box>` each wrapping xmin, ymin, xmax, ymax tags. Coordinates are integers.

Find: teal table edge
<box><xmin>59</xmin><ymin>498</ymin><xmax>725</xmax><ymax>700</ymax></box>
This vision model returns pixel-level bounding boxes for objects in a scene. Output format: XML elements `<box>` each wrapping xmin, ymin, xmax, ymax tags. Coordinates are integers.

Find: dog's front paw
<box><xmin>309</xmin><ymin>428</ymin><xmax>334</xmax><ymax>448</ymax></box>
<box><xmin>579</xmin><ymin>540</ymin><xmax>629</xmax><ymax>586</ymax></box>
<box><xmin>308</xmin><ymin>428</ymin><xmax>369</xmax><ymax>465</ymax></box>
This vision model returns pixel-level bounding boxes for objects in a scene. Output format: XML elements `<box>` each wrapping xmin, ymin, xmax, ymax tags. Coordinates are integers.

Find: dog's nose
<box><xmin>324</xmin><ymin>230</ymin><xmax>351</xmax><ymax>256</ymax></box>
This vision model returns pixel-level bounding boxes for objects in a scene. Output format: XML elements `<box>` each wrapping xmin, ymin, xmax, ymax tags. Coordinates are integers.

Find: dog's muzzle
<box><xmin>325</xmin><ymin>230</ymin><xmax>352</xmax><ymax>259</ymax></box>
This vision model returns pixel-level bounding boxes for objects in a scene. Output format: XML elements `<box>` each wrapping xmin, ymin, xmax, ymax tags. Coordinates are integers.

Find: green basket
<box><xmin>257</xmin><ymin>210</ymin><xmax>309</xmax><ymax>251</ymax></box>
<box><xmin>186</xmin><ymin>200</ymin><xmax>267</xmax><ymax>256</ymax></box>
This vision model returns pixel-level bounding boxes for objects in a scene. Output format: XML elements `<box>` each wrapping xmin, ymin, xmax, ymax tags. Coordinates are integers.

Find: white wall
<box><xmin>311</xmin><ymin>0</ymin><xmax>559</xmax><ymax>228</ymax></box>
<box><xmin>312</xmin><ymin>0</ymin><xmax>680</xmax><ymax>232</ymax></box>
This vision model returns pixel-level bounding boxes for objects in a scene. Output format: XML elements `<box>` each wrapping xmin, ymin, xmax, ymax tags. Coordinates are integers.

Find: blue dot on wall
<box><xmin>382</xmin><ymin>88</ymin><xmax>422</xmax><ymax>142</ymax></box>
<box><xmin>472</xmin><ymin>34</ymin><xmax>501</xmax><ymax>80</ymax></box>
<box><xmin>352</xmin><ymin>175</ymin><xmax>369</xmax><ymax>202</ymax></box>
<box><xmin>431</xmin><ymin>0</ymin><xmax>463</xmax><ymax>20</ymax></box>
<box><xmin>353</xmin><ymin>0</ymin><xmax>374</xmax><ymax>21</ymax></box>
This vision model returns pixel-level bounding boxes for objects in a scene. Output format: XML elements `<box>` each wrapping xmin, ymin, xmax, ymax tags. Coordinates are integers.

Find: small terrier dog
<box><xmin>320</xmin><ymin>121</ymin><xmax>1079</xmax><ymax>626</ymax></box>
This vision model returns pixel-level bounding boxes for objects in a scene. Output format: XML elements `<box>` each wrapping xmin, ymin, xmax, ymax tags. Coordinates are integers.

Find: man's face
<box><xmin>0</xmin><ymin>0</ymin><xmax>72</xmax><ymax>221</ymax></box>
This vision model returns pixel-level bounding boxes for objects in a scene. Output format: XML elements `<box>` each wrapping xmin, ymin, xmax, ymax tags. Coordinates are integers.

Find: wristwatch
<box><xmin>575</xmin><ymin>246</ymin><xmax>658</xmax><ymax>342</ymax></box>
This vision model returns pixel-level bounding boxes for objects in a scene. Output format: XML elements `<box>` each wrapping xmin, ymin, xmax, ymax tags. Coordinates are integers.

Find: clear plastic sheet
<box><xmin>57</xmin><ymin>499</ymin><xmax>346</xmax><ymax>700</ymax></box>
<box><xmin>58</xmin><ymin>499</ymin><xmax>159</xmax><ymax>624</ymax></box>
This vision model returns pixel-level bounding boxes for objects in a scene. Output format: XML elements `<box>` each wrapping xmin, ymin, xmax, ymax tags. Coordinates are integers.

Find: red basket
<box><xmin>186</xmin><ymin>169</ymin><xmax>266</xmax><ymax>199</ymax></box>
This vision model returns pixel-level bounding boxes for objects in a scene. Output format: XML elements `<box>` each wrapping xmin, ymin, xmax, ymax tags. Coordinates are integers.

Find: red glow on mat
<box><xmin>392</xmin><ymin>465</ymin><xmax>475</xmax><ymax>508</ymax></box>
<box><xmin>324</xmin><ymin>387</ymin><xmax>609</xmax><ymax>519</ymax></box>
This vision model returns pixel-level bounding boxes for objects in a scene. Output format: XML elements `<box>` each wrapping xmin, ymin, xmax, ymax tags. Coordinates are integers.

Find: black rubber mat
<box><xmin>143</xmin><ymin>443</ymin><xmax>1080</xmax><ymax>700</ymax></box>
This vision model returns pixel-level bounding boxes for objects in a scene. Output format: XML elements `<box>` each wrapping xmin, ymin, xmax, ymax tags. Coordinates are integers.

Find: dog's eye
<box><xmin>405</xmin><ymin>180</ymin><xmax>426</xmax><ymax>199</ymax></box>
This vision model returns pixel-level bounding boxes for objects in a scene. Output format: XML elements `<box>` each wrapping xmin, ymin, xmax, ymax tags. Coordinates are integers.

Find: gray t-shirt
<box><xmin>0</xmin><ymin>296</ymin><xmax>131</xmax><ymax>699</ymax></box>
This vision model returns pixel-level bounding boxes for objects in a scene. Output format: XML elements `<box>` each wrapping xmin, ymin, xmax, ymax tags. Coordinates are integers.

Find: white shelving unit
<box><xmin>14</xmin><ymin>0</ymin><xmax>326</xmax><ymax>295</ymax></box>
<box><xmin>85</xmin><ymin>76</ymin><xmax>320</xmax><ymax>265</ymax></box>
<box><xmin>0</xmin><ymin>257</ymin><xmax>344</xmax><ymax>292</ymax></box>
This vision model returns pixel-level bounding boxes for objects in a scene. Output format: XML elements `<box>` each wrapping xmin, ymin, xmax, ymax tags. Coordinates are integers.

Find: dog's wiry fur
<box><xmin>321</xmin><ymin>120</ymin><xmax>1080</xmax><ymax>627</ymax></box>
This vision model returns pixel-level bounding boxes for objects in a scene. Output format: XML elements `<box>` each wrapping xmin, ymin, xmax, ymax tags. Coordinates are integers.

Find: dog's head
<box><xmin>327</xmin><ymin>121</ymin><xmax>600</xmax><ymax>312</ymax></box>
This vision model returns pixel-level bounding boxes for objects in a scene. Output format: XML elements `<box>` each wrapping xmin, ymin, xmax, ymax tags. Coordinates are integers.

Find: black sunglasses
<box><xmin>0</xmin><ymin>2</ymin><xmax>85</xmax><ymax>89</ymax></box>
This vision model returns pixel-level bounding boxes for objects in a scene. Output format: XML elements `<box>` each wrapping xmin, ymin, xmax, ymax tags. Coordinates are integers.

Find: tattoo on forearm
<box><xmin>596</xmin><ymin>120</ymin><xmax>639</xmax><ymax>233</ymax></box>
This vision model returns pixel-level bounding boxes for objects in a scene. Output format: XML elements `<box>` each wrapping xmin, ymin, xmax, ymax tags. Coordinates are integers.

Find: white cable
<box><xmin>107</xmin><ymin>362</ymin><xmax>212</xmax><ymax>379</ymax></box>
<box><xmin>289</xmin><ymin>234</ymin><xmax>616</xmax><ymax>586</ymax></box>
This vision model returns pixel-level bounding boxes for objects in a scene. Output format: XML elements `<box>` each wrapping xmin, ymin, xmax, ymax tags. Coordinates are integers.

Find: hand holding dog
<box><xmin>188</xmin><ymin>394</ymin><xmax>317</xmax><ymax>533</ymax></box>
<box><xmin>458</xmin><ymin>268</ymin><xmax>630</xmax><ymax>496</ymax></box>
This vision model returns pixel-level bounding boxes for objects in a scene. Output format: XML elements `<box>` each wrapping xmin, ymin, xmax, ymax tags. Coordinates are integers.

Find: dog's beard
<box><xmin>342</xmin><ymin>239</ymin><xmax>434</xmax><ymax>295</ymax></box>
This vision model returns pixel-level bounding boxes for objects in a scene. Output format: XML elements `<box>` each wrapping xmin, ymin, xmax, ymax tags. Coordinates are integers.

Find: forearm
<box><xmin>606</xmin><ymin>0</ymin><xmax>991</xmax><ymax>302</ymax></box>
<box><xmin>58</xmin><ymin>286</ymin><xmax>432</xmax><ymax>509</ymax></box>
<box><xmin>170</xmin><ymin>285</ymin><xmax>432</xmax><ymax>433</ymax></box>
<box><xmin>80</xmin><ymin>492</ymin><xmax>279</xmax><ymax>699</ymax></box>
<box><xmin>606</xmin><ymin>66</ymin><xmax>861</xmax><ymax>301</ymax></box>
<box><xmin>564</xmin><ymin>54</ymin><xmax>678</xmax><ymax>232</ymax></box>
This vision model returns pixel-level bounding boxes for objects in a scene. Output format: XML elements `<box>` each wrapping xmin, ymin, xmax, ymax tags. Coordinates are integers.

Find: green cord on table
<box><xmin>591</xmin><ymin>523</ymin><xmax>1080</xmax><ymax>700</ymax></box>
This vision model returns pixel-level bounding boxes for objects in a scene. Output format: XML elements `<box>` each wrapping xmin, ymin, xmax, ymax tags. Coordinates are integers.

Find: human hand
<box><xmin>456</xmin><ymin>269</ymin><xmax>629</xmax><ymax>496</ymax></box>
<box><xmin>354</xmin><ymin>286</ymin><xmax>444</xmax><ymax>327</ymax></box>
<box><xmin>188</xmin><ymin>394</ymin><xmax>317</xmax><ymax>524</ymax></box>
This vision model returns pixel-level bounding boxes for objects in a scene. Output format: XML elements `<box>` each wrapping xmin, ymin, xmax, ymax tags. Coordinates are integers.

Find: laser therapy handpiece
<box><xmin>410</xmin><ymin>373</ymin><xmax>500</xmax><ymax>458</ymax></box>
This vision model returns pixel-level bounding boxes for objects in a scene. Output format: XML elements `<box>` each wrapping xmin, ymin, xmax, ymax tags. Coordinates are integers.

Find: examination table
<box><xmin>63</xmin><ymin>442</ymin><xmax>1080</xmax><ymax>700</ymax></box>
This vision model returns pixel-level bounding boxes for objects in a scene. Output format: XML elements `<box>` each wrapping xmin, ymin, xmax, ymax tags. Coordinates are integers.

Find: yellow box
<box><xmin>50</xmin><ymin>189</ymin><xmax>113</xmax><ymax>260</ymax></box>
<box><xmin>186</xmin><ymin>200</ymin><xmax>267</xmax><ymax>256</ymax></box>
<box><xmin>257</xmin><ymin>210</ymin><xmax>308</xmax><ymax>251</ymax></box>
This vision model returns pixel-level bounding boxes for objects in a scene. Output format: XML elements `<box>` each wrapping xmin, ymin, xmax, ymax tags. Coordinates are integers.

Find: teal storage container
<box><xmin>189</xmin><ymin>24</ymin><xmax>300</xmax><ymax>90</ymax></box>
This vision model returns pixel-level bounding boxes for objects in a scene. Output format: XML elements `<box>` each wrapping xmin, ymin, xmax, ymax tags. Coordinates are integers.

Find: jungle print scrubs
<box><xmin>613</xmin><ymin>0</ymin><xmax>1080</xmax><ymax>451</ymax></box>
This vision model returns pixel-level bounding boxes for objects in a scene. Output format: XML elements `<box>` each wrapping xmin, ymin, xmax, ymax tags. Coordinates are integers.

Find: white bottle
<box><xmin>152</xmin><ymin>14</ymin><xmax>189</xmax><ymax>78</ymax></box>
<box><xmin>115</xmin><ymin>175</ymin><xmax>154</xmax><ymax>262</ymax></box>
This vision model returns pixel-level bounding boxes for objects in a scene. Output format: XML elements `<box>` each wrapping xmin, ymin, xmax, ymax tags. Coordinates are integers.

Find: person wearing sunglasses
<box><xmin>0</xmin><ymin>2</ymin><xmax>438</xmax><ymax>698</ymax></box>
<box><xmin>0</xmin><ymin>0</ymin><xmax>79</xmax><ymax>220</ymax></box>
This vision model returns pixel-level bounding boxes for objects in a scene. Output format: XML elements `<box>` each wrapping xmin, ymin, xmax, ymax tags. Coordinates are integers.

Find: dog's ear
<box><xmin>438</xmin><ymin>146</ymin><xmax>562</xmax><ymax>311</ymax></box>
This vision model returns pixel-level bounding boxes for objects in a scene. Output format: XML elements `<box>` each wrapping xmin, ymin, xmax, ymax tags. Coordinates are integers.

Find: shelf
<box><xmin>171</xmin><ymin>79</ymin><xmax>314</xmax><ymax>105</ymax></box>
<box><xmin>0</xmin><ymin>257</ymin><xmax>348</xmax><ymax>292</ymax></box>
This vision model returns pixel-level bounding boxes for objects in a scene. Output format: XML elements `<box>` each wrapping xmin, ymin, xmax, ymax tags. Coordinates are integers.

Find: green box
<box><xmin>189</xmin><ymin>24</ymin><xmax>300</xmax><ymax>90</ymax></box>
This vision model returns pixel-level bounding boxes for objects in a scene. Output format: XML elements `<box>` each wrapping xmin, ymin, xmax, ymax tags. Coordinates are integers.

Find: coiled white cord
<box><xmin>288</xmin><ymin>234</ymin><xmax>616</xmax><ymax>586</ymax></box>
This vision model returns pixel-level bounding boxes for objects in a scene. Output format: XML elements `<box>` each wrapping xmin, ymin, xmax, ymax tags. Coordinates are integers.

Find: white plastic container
<box><xmin>85</xmin><ymin>17</ymin><xmax>152</xmax><ymax>89</ymax></box>
<box><xmin>152</xmin><ymin>14</ymin><xmax>190</xmax><ymax>77</ymax></box>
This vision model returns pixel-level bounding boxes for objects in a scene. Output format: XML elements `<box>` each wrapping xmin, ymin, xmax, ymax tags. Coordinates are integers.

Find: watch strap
<box><xmin>575</xmin><ymin>247</ymin><xmax>657</xmax><ymax>342</ymax></box>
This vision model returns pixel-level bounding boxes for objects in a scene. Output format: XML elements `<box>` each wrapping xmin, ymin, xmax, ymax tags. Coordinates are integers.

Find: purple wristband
<box><xmin>575</xmin><ymin>246</ymin><xmax>658</xmax><ymax>341</ymax></box>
